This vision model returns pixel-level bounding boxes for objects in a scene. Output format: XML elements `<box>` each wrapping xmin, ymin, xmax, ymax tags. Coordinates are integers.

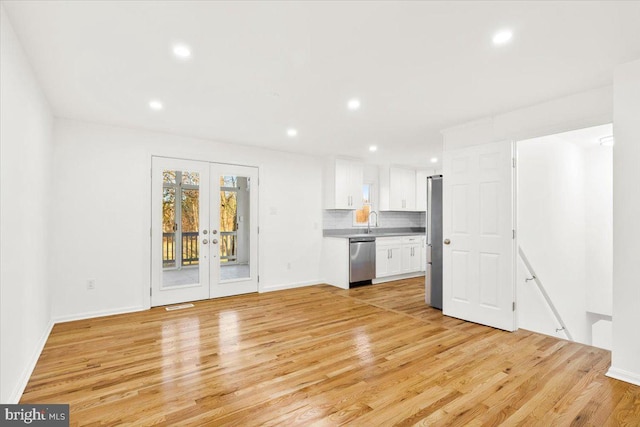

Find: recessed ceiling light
<box><xmin>599</xmin><ymin>136</ymin><xmax>615</xmax><ymax>147</ymax></box>
<box><xmin>287</xmin><ymin>128</ymin><xmax>298</xmax><ymax>137</ymax></box>
<box><xmin>347</xmin><ymin>98</ymin><xmax>361</xmax><ymax>110</ymax></box>
<box><xmin>149</xmin><ymin>100</ymin><xmax>163</xmax><ymax>111</ymax></box>
<box><xmin>172</xmin><ymin>44</ymin><xmax>192</xmax><ymax>59</ymax></box>
<box><xmin>492</xmin><ymin>30</ymin><xmax>513</xmax><ymax>45</ymax></box>
<box><xmin>369</xmin><ymin>145</ymin><xmax>378</xmax><ymax>152</ymax></box>
<box><xmin>430</xmin><ymin>157</ymin><xmax>438</xmax><ymax>163</ymax></box>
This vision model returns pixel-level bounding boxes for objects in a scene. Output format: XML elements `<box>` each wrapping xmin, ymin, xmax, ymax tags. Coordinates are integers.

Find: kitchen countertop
<box><xmin>323</xmin><ymin>227</ymin><xmax>425</xmax><ymax>239</ymax></box>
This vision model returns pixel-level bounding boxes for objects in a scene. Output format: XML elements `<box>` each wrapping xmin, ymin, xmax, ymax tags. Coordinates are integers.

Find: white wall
<box><xmin>518</xmin><ymin>136</ymin><xmax>587</xmax><ymax>343</ymax></box>
<box><xmin>442</xmin><ymin>86</ymin><xmax>613</xmax><ymax>150</ymax></box>
<box><xmin>51</xmin><ymin>119</ymin><xmax>325</xmax><ymax>320</ymax></box>
<box><xmin>584</xmin><ymin>144</ymin><xmax>613</xmax><ymax>316</ymax></box>
<box><xmin>609</xmin><ymin>59</ymin><xmax>640</xmax><ymax>386</ymax></box>
<box><xmin>517</xmin><ymin>132</ymin><xmax>613</xmax><ymax>345</ymax></box>
<box><xmin>0</xmin><ymin>5</ymin><xmax>54</xmax><ymax>403</ymax></box>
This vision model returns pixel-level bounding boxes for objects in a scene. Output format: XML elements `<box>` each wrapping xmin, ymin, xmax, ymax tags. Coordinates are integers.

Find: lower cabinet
<box><xmin>376</xmin><ymin>236</ymin><xmax>424</xmax><ymax>279</ymax></box>
<box><xmin>401</xmin><ymin>236</ymin><xmax>422</xmax><ymax>273</ymax></box>
<box><xmin>376</xmin><ymin>238</ymin><xmax>402</xmax><ymax>278</ymax></box>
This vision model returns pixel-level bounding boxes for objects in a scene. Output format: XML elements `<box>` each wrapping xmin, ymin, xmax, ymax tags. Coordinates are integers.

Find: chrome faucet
<box><xmin>367</xmin><ymin>211</ymin><xmax>378</xmax><ymax>234</ymax></box>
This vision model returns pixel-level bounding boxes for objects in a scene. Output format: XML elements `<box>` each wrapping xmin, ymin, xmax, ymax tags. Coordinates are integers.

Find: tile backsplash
<box><xmin>323</xmin><ymin>210</ymin><xmax>426</xmax><ymax>230</ymax></box>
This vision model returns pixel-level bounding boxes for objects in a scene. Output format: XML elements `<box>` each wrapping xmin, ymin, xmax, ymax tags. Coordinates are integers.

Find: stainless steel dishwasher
<box><xmin>349</xmin><ymin>237</ymin><xmax>376</xmax><ymax>286</ymax></box>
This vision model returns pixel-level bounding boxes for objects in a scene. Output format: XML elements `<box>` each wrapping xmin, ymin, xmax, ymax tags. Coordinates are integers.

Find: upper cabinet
<box><xmin>415</xmin><ymin>170</ymin><xmax>429</xmax><ymax>211</ymax></box>
<box><xmin>379</xmin><ymin>166</ymin><xmax>416</xmax><ymax>211</ymax></box>
<box><xmin>324</xmin><ymin>158</ymin><xmax>364</xmax><ymax>209</ymax></box>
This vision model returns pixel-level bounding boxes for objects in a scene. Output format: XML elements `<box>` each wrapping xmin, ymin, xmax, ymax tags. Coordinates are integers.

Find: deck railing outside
<box><xmin>220</xmin><ymin>231</ymin><xmax>237</xmax><ymax>263</ymax></box>
<box><xmin>163</xmin><ymin>232</ymin><xmax>199</xmax><ymax>267</ymax></box>
<box><xmin>163</xmin><ymin>232</ymin><xmax>237</xmax><ymax>266</ymax></box>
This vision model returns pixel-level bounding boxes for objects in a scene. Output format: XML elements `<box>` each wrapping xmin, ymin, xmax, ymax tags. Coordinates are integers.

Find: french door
<box><xmin>442</xmin><ymin>141</ymin><xmax>516</xmax><ymax>331</ymax></box>
<box><xmin>151</xmin><ymin>157</ymin><xmax>258</xmax><ymax>307</ymax></box>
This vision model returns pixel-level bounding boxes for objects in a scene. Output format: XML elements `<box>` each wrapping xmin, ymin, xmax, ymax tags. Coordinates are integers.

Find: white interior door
<box><xmin>152</xmin><ymin>158</ymin><xmax>259</xmax><ymax>306</ymax></box>
<box><xmin>442</xmin><ymin>141</ymin><xmax>516</xmax><ymax>331</ymax></box>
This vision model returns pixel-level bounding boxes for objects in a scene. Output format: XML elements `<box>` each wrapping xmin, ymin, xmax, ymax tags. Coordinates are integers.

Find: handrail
<box><xmin>518</xmin><ymin>246</ymin><xmax>574</xmax><ymax>341</ymax></box>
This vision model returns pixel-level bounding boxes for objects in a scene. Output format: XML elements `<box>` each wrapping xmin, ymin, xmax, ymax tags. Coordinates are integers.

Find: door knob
<box><xmin>211</xmin><ymin>230</ymin><xmax>218</xmax><ymax>234</ymax></box>
<box><xmin>212</xmin><ymin>239</ymin><xmax>218</xmax><ymax>244</ymax></box>
<box><xmin>202</xmin><ymin>239</ymin><xmax>209</xmax><ymax>245</ymax></box>
<box><xmin>203</xmin><ymin>230</ymin><xmax>208</xmax><ymax>235</ymax></box>
<box><xmin>444</xmin><ymin>239</ymin><xmax>451</xmax><ymax>245</ymax></box>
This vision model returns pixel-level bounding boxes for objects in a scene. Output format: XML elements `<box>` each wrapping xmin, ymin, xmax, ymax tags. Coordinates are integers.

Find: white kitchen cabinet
<box><xmin>324</xmin><ymin>158</ymin><xmax>364</xmax><ymax>209</ymax></box>
<box><xmin>376</xmin><ymin>235</ymin><xmax>426</xmax><ymax>278</ymax></box>
<box><xmin>401</xmin><ymin>236</ymin><xmax>421</xmax><ymax>273</ymax></box>
<box><xmin>416</xmin><ymin>170</ymin><xmax>429</xmax><ymax>211</ymax></box>
<box><xmin>376</xmin><ymin>237</ymin><xmax>402</xmax><ymax>278</ymax></box>
<box><xmin>375</xmin><ymin>246</ymin><xmax>390</xmax><ymax>277</ymax></box>
<box><xmin>379</xmin><ymin>166</ymin><xmax>416</xmax><ymax>211</ymax></box>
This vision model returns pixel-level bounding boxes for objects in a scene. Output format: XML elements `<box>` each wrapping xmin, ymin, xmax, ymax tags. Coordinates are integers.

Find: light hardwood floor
<box><xmin>22</xmin><ymin>278</ymin><xmax>640</xmax><ymax>426</ymax></box>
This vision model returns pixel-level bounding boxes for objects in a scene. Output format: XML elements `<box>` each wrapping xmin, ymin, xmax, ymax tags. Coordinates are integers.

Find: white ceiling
<box><xmin>3</xmin><ymin>1</ymin><xmax>640</xmax><ymax>167</ymax></box>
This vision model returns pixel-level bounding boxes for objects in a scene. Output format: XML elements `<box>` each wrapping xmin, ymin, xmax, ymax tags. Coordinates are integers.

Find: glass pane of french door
<box><xmin>210</xmin><ymin>165</ymin><xmax>258</xmax><ymax>298</ymax></box>
<box><xmin>162</xmin><ymin>170</ymin><xmax>200</xmax><ymax>286</ymax></box>
<box><xmin>219</xmin><ymin>175</ymin><xmax>250</xmax><ymax>280</ymax></box>
<box><xmin>162</xmin><ymin>186</ymin><xmax>176</xmax><ymax>269</ymax></box>
<box><xmin>180</xmin><ymin>187</ymin><xmax>200</xmax><ymax>268</ymax></box>
<box><xmin>152</xmin><ymin>158</ymin><xmax>210</xmax><ymax>307</ymax></box>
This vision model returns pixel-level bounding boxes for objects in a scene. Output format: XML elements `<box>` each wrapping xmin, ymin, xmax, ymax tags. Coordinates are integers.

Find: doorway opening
<box><xmin>516</xmin><ymin>123</ymin><xmax>613</xmax><ymax>349</ymax></box>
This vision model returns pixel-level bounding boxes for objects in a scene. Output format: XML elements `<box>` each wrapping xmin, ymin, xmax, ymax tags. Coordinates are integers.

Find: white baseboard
<box><xmin>260</xmin><ymin>280</ymin><xmax>322</xmax><ymax>293</ymax></box>
<box><xmin>373</xmin><ymin>272</ymin><xmax>425</xmax><ymax>284</ymax></box>
<box><xmin>606</xmin><ymin>366</ymin><xmax>640</xmax><ymax>386</ymax></box>
<box><xmin>7</xmin><ymin>320</ymin><xmax>54</xmax><ymax>403</ymax></box>
<box><xmin>53</xmin><ymin>305</ymin><xmax>146</xmax><ymax>324</ymax></box>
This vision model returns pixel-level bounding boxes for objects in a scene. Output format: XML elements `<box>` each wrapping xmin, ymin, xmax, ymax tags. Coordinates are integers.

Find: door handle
<box><xmin>211</xmin><ymin>230</ymin><xmax>218</xmax><ymax>234</ymax></box>
<box><xmin>212</xmin><ymin>239</ymin><xmax>218</xmax><ymax>244</ymax></box>
<box><xmin>444</xmin><ymin>239</ymin><xmax>451</xmax><ymax>245</ymax></box>
<box><xmin>202</xmin><ymin>239</ymin><xmax>208</xmax><ymax>245</ymax></box>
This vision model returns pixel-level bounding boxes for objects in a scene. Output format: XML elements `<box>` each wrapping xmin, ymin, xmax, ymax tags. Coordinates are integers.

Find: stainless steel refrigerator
<box><xmin>426</xmin><ymin>175</ymin><xmax>443</xmax><ymax>310</ymax></box>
